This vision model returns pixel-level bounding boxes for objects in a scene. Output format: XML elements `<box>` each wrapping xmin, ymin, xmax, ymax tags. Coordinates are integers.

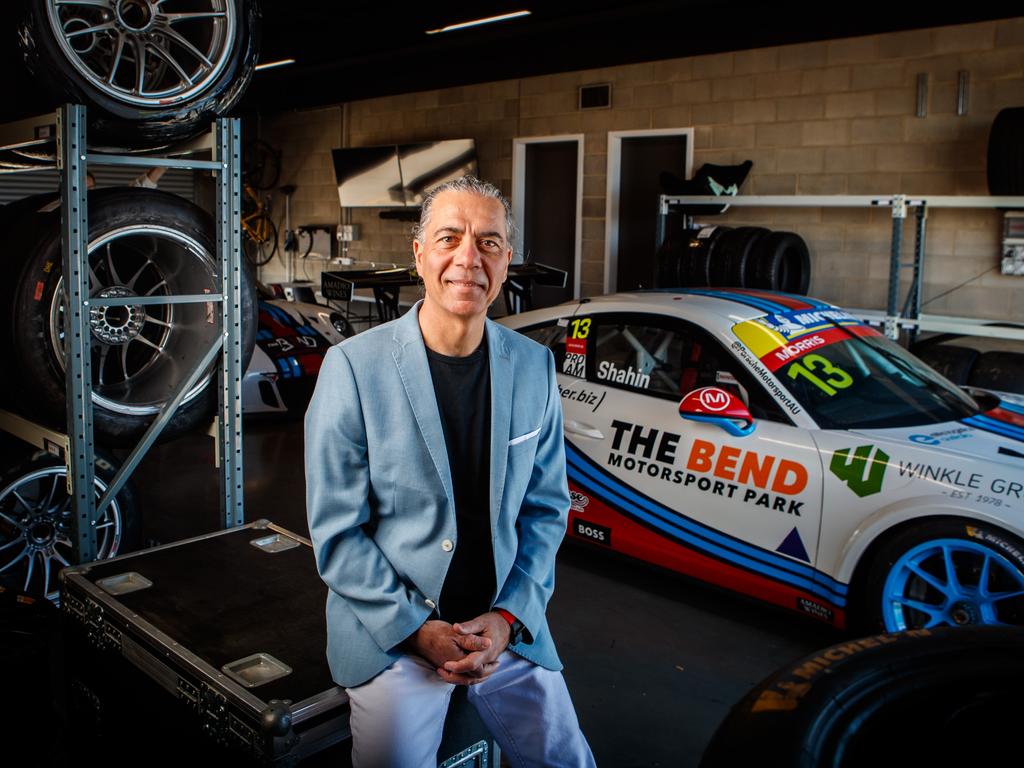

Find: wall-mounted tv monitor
<box><xmin>333</xmin><ymin>139</ymin><xmax>478</xmax><ymax>208</ymax></box>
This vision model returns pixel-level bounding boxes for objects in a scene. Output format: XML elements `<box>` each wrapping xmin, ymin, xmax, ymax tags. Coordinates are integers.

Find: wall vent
<box><xmin>579</xmin><ymin>83</ymin><xmax>611</xmax><ymax>110</ymax></box>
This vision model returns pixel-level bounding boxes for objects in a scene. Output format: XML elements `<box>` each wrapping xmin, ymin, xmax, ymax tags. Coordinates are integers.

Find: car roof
<box><xmin>508</xmin><ymin>289</ymin><xmax>840</xmax><ymax>329</ymax></box>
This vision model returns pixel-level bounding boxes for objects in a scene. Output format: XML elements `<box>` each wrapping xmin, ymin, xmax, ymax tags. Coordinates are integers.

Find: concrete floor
<box><xmin>118</xmin><ymin>417</ymin><xmax>841</xmax><ymax>766</ymax></box>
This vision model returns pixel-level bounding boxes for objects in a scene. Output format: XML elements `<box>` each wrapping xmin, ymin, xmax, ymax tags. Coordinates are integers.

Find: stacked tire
<box><xmin>655</xmin><ymin>225</ymin><xmax>811</xmax><ymax>294</ymax></box>
<box><xmin>911</xmin><ymin>341</ymin><xmax>1024</xmax><ymax>395</ymax></box>
<box><xmin>1</xmin><ymin>188</ymin><xmax>258</xmax><ymax>447</ymax></box>
<box><xmin>4</xmin><ymin>0</ymin><xmax>261</xmax><ymax>149</ymax></box>
<box><xmin>0</xmin><ymin>1</ymin><xmax>262</xmax><ymax>599</ymax></box>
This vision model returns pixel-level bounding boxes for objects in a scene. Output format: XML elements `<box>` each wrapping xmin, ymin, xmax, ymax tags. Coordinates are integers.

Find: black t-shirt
<box><xmin>426</xmin><ymin>334</ymin><xmax>496</xmax><ymax>623</ymax></box>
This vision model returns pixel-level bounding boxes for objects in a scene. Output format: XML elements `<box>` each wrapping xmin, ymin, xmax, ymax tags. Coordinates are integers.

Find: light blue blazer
<box><xmin>305</xmin><ymin>301</ymin><xmax>569</xmax><ymax>687</ymax></box>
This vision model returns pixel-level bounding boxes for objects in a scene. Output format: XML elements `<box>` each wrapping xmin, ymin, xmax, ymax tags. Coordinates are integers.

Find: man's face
<box><xmin>413</xmin><ymin>190</ymin><xmax>512</xmax><ymax>321</ymax></box>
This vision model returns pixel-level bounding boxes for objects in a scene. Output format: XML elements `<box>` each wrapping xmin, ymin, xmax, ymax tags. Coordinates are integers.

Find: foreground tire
<box><xmin>17</xmin><ymin>0</ymin><xmax>260</xmax><ymax>149</ymax></box>
<box><xmin>854</xmin><ymin>519</ymin><xmax>1024</xmax><ymax>633</ymax></box>
<box><xmin>0</xmin><ymin>451</ymin><xmax>140</xmax><ymax>600</ymax></box>
<box><xmin>8</xmin><ymin>187</ymin><xmax>257</xmax><ymax>447</ymax></box>
<box><xmin>701</xmin><ymin>626</ymin><xmax>1024</xmax><ymax>768</ymax></box>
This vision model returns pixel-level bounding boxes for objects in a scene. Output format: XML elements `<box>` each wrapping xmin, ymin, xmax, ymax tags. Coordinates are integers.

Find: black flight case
<box><xmin>59</xmin><ymin>520</ymin><xmax>496</xmax><ymax>767</ymax></box>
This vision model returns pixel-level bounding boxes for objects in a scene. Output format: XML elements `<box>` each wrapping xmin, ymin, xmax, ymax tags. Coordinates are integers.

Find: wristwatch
<box><xmin>508</xmin><ymin>618</ymin><xmax>526</xmax><ymax>645</ymax></box>
<box><xmin>495</xmin><ymin>608</ymin><xmax>525</xmax><ymax>645</ymax></box>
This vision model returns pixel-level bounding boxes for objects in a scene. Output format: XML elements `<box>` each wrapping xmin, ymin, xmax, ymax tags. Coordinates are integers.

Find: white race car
<box><xmin>500</xmin><ymin>289</ymin><xmax>1024</xmax><ymax>632</ymax></box>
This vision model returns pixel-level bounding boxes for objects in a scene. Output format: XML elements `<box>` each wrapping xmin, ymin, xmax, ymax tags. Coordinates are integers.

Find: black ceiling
<box><xmin>246</xmin><ymin>4</ymin><xmax>1019</xmax><ymax>113</ymax></box>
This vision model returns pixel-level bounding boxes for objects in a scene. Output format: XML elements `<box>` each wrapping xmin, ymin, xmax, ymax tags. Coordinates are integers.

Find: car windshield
<box><xmin>733</xmin><ymin>314</ymin><xmax>980</xmax><ymax>430</ymax></box>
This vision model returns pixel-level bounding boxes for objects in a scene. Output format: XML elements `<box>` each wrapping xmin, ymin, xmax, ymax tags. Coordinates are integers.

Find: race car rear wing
<box><xmin>321</xmin><ymin>263</ymin><xmax>567</xmax><ymax>322</ymax></box>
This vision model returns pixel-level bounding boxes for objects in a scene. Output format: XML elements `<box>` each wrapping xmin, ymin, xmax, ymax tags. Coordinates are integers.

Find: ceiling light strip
<box><xmin>425</xmin><ymin>10</ymin><xmax>531</xmax><ymax>35</ymax></box>
<box><xmin>255</xmin><ymin>58</ymin><xmax>297</xmax><ymax>72</ymax></box>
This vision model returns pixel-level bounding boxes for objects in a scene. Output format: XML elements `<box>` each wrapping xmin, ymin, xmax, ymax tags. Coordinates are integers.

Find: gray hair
<box><xmin>413</xmin><ymin>175</ymin><xmax>518</xmax><ymax>255</ymax></box>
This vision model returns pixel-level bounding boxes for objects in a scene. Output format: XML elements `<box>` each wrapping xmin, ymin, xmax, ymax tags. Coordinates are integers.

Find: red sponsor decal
<box><xmin>566</xmin><ymin>337</ymin><xmax>587</xmax><ymax>356</ymax></box>
<box><xmin>986</xmin><ymin>407</ymin><xmax>1024</xmax><ymax>429</ymax></box>
<box><xmin>567</xmin><ymin>480</ymin><xmax>845</xmax><ymax>628</ymax></box>
<box><xmin>33</xmin><ymin>281</ymin><xmax>45</xmax><ymax>301</ymax></box>
<box><xmin>686</xmin><ymin>438</ymin><xmax>808</xmax><ymax>495</ymax></box>
<box><xmin>761</xmin><ymin>324</ymin><xmax>880</xmax><ymax>372</ymax></box>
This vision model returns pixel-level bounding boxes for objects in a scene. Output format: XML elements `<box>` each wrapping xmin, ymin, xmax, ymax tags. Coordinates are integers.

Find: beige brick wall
<box><xmin>261</xmin><ymin>17</ymin><xmax>1024</xmax><ymax>321</ymax></box>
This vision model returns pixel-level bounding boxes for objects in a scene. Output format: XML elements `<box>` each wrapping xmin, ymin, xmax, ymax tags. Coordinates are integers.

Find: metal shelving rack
<box><xmin>657</xmin><ymin>193</ymin><xmax>1024</xmax><ymax>343</ymax></box>
<box><xmin>0</xmin><ymin>104</ymin><xmax>245</xmax><ymax>568</ymax></box>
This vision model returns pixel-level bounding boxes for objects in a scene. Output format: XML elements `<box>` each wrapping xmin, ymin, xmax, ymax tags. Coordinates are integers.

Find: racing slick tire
<box><xmin>0</xmin><ymin>450</ymin><xmax>141</xmax><ymax>601</ymax></box>
<box><xmin>750</xmin><ymin>230</ymin><xmax>811</xmax><ymax>294</ymax></box>
<box><xmin>987</xmin><ymin>106</ymin><xmax>1024</xmax><ymax>196</ymax></box>
<box><xmin>14</xmin><ymin>0</ymin><xmax>261</xmax><ymax>149</ymax></box>
<box><xmin>699</xmin><ymin>626</ymin><xmax>1024</xmax><ymax>768</ymax></box>
<box><xmin>680</xmin><ymin>225</ymin><xmax>731</xmax><ymax>287</ymax></box>
<box><xmin>708</xmin><ymin>226</ymin><xmax>768</xmax><ymax>287</ymax></box>
<box><xmin>908</xmin><ymin>342</ymin><xmax>979</xmax><ymax>386</ymax></box>
<box><xmin>708</xmin><ymin>230</ymin><xmax>765</xmax><ymax>290</ymax></box>
<box><xmin>7</xmin><ymin>188</ymin><xmax>258</xmax><ymax>447</ymax></box>
<box><xmin>852</xmin><ymin>518</ymin><xmax>1024</xmax><ymax>634</ymax></box>
<box><xmin>966</xmin><ymin>350</ymin><xmax>1024</xmax><ymax>396</ymax></box>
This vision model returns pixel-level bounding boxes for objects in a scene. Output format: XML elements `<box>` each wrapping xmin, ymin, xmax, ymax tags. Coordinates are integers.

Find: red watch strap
<box><xmin>495</xmin><ymin>608</ymin><xmax>517</xmax><ymax>627</ymax></box>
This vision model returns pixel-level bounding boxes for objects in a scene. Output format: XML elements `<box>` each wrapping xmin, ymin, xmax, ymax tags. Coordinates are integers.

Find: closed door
<box><xmin>521</xmin><ymin>140</ymin><xmax>579</xmax><ymax>309</ymax></box>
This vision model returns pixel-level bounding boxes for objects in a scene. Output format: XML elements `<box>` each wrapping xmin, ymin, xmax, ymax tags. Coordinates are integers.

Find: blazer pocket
<box><xmin>508</xmin><ymin>427</ymin><xmax>541</xmax><ymax>447</ymax></box>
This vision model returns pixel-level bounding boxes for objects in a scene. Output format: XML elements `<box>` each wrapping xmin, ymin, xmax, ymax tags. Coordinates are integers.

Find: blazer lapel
<box><xmin>392</xmin><ymin>303</ymin><xmax>455</xmax><ymax>508</ymax></box>
<box><xmin>488</xmin><ymin>320</ymin><xmax>513</xmax><ymax>529</ymax></box>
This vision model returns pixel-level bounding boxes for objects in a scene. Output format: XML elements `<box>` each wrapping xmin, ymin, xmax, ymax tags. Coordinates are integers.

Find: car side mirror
<box><xmin>678</xmin><ymin>387</ymin><xmax>756</xmax><ymax>437</ymax></box>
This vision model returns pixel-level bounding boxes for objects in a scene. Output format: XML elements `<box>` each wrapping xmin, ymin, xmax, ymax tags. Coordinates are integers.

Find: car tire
<box><xmin>700</xmin><ymin>626</ymin><xmax>1024</xmax><ymax>768</ymax></box>
<box><xmin>0</xmin><ymin>450</ymin><xmax>141</xmax><ymax>600</ymax></box>
<box><xmin>909</xmin><ymin>342</ymin><xmax>980</xmax><ymax>386</ymax></box>
<box><xmin>750</xmin><ymin>230</ymin><xmax>811</xmax><ymax>294</ymax></box>
<box><xmin>987</xmin><ymin>107</ymin><xmax>1024</xmax><ymax>196</ymax></box>
<box><xmin>852</xmin><ymin>518</ymin><xmax>1024</xmax><ymax>634</ymax></box>
<box><xmin>680</xmin><ymin>226</ymin><xmax>730</xmax><ymax>287</ymax></box>
<box><xmin>708</xmin><ymin>226</ymin><xmax>768</xmax><ymax>287</ymax></box>
<box><xmin>17</xmin><ymin>0</ymin><xmax>261</xmax><ymax>149</ymax></box>
<box><xmin>7</xmin><ymin>187</ymin><xmax>257</xmax><ymax>447</ymax></box>
<box><xmin>966</xmin><ymin>350</ymin><xmax>1024</xmax><ymax>396</ymax></box>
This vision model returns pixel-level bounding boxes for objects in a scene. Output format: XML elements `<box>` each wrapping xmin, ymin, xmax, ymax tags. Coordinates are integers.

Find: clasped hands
<box><xmin>405</xmin><ymin>611</ymin><xmax>511</xmax><ymax>685</ymax></box>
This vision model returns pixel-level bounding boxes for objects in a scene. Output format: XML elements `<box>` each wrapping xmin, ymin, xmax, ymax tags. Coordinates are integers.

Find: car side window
<box><xmin>518</xmin><ymin>320</ymin><xmax>569</xmax><ymax>371</ymax></box>
<box><xmin>589</xmin><ymin>313</ymin><xmax>791</xmax><ymax>424</ymax></box>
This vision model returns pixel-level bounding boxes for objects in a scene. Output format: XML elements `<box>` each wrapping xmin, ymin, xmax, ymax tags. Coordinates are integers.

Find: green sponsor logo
<box><xmin>829</xmin><ymin>445</ymin><xmax>890</xmax><ymax>497</ymax></box>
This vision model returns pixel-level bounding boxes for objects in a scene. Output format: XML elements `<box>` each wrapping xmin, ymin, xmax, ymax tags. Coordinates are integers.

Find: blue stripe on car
<box><xmin>565</xmin><ymin>442</ymin><xmax>847</xmax><ymax>605</ymax></box>
<box><xmin>1000</xmin><ymin>401</ymin><xmax>1024</xmax><ymax>417</ymax></box>
<box><xmin>962</xmin><ymin>415</ymin><xmax>1024</xmax><ymax>443</ymax></box>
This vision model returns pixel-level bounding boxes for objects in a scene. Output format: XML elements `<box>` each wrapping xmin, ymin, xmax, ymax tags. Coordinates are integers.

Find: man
<box><xmin>305</xmin><ymin>176</ymin><xmax>594</xmax><ymax>768</ymax></box>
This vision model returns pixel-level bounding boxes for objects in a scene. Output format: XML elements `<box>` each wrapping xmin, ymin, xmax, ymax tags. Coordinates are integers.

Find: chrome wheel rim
<box><xmin>46</xmin><ymin>0</ymin><xmax>236</xmax><ymax>108</ymax></box>
<box><xmin>49</xmin><ymin>224</ymin><xmax>219</xmax><ymax>417</ymax></box>
<box><xmin>0</xmin><ymin>465</ymin><xmax>123</xmax><ymax>600</ymax></box>
<box><xmin>882</xmin><ymin>538</ymin><xmax>1024</xmax><ymax>630</ymax></box>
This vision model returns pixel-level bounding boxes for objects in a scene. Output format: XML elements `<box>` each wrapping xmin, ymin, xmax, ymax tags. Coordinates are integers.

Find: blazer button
<box><xmin>441</xmin><ymin>539</ymin><xmax>454</xmax><ymax>552</ymax></box>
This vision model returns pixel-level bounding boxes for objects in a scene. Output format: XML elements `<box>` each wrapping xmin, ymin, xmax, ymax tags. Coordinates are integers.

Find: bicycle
<box><xmin>242</xmin><ymin>182</ymin><xmax>278</xmax><ymax>267</ymax></box>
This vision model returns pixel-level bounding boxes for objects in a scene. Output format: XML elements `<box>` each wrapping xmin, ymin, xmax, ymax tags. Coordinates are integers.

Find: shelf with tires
<box><xmin>0</xmin><ymin>1</ymin><xmax>262</xmax><ymax>601</ymax></box>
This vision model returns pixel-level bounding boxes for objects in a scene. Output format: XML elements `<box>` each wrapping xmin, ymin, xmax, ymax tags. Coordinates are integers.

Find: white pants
<box><xmin>346</xmin><ymin>651</ymin><xmax>595</xmax><ymax>768</ymax></box>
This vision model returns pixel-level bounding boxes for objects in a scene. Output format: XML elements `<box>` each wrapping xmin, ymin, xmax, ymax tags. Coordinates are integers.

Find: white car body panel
<box><xmin>501</xmin><ymin>289</ymin><xmax>1024</xmax><ymax>627</ymax></box>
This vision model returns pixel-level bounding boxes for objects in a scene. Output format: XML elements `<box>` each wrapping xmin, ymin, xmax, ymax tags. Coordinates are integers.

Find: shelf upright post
<box><xmin>885</xmin><ymin>194</ymin><xmax>907</xmax><ymax>341</ymax></box>
<box><xmin>215</xmin><ymin>117</ymin><xmax>245</xmax><ymax>528</ymax></box>
<box><xmin>58</xmin><ymin>103</ymin><xmax>98</xmax><ymax>563</ymax></box>
<box><xmin>908</xmin><ymin>203</ymin><xmax>928</xmax><ymax>344</ymax></box>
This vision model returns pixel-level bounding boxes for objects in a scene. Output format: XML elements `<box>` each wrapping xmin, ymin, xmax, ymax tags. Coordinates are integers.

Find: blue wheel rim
<box><xmin>882</xmin><ymin>538</ymin><xmax>1024</xmax><ymax>631</ymax></box>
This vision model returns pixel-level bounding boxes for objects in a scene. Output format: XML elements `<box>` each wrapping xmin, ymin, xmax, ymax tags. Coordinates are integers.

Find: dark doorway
<box><xmin>521</xmin><ymin>140</ymin><xmax>578</xmax><ymax>309</ymax></box>
<box><xmin>615</xmin><ymin>134</ymin><xmax>689</xmax><ymax>291</ymax></box>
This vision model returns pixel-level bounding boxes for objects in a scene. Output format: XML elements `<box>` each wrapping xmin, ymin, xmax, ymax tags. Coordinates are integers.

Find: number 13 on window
<box><xmin>569</xmin><ymin>318</ymin><xmax>591</xmax><ymax>339</ymax></box>
<box><xmin>787</xmin><ymin>354</ymin><xmax>853</xmax><ymax>396</ymax></box>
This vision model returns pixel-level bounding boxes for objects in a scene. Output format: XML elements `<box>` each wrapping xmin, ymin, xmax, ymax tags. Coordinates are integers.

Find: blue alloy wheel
<box><xmin>882</xmin><ymin>538</ymin><xmax>1024</xmax><ymax>631</ymax></box>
